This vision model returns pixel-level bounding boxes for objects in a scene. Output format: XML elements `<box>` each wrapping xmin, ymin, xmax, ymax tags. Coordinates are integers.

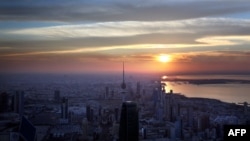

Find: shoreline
<box><xmin>162</xmin><ymin>78</ymin><xmax>250</xmax><ymax>85</ymax></box>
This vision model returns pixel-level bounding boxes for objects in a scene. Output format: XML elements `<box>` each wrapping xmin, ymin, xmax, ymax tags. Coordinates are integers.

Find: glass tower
<box><xmin>119</xmin><ymin>101</ymin><xmax>139</xmax><ymax>141</ymax></box>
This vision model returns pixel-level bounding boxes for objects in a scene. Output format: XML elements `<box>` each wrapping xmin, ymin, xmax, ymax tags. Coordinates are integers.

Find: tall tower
<box><xmin>121</xmin><ymin>61</ymin><xmax>126</xmax><ymax>90</ymax></box>
<box><xmin>121</xmin><ymin>62</ymin><xmax>126</xmax><ymax>101</ymax></box>
<box><xmin>119</xmin><ymin>101</ymin><xmax>139</xmax><ymax>141</ymax></box>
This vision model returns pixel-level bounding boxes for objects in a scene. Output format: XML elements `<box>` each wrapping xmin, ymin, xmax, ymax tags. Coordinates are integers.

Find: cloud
<box><xmin>196</xmin><ymin>35</ymin><xmax>250</xmax><ymax>46</ymax></box>
<box><xmin>5</xmin><ymin>18</ymin><xmax>250</xmax><ymax>39</ymax></box>
<box><xmin>1</xmin><ymin>18</ymin><xmax>250</xmax><ymax>56</ymax></box>
<box><xmin>0</xmin><ymin>0</ymin><xmax>250</xmax><ymax>22</ymax></box>
<box><xmin>5</xmin><ymin>21</ymin><xmax>192</xmax><ymax>39</ymax></box>
<box><xmin>172</xmin><ymin>50</ymin><xmax>250</xmax><ymax>63</ymax></box>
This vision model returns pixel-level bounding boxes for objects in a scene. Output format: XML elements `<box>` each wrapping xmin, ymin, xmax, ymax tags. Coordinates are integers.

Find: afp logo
<box><xmin>224</xmin><ymin>125</ymin><xmax>250</xmax><ymax>141</ymax></box>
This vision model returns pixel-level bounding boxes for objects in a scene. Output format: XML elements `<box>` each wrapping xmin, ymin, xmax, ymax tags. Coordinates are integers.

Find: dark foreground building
<box><xmin>119</xmin><ymin>101</ymin><xmax>139</xmax><ymax>141</ymax></box>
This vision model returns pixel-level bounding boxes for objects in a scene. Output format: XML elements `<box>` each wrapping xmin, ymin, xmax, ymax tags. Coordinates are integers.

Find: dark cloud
<box><xmin>176</xmin><ymin>50</ymin><xmax>250</xmax><ymax>63</ymax></box>
<box><xmin>0</xmin><ymin>0</ymin><xmax>250</xmax><ymax>22</ymax></box>
<box><xmin>168</xmin><ymin>50</ymin><xmax>250</xmax><ymax>74</ymax></box>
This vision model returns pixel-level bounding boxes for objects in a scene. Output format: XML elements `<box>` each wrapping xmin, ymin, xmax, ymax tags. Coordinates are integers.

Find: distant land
<box><xmin>162</xmin><ymin>78</ymin><xmax>250</xmax><ymax>85</ymax></box>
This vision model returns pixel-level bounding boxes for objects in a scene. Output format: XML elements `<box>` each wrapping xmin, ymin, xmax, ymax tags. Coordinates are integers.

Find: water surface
<box><xmin>162</xmin><ymin>75</ymin><xmax>250</xmax><ymax>104</ymax></box>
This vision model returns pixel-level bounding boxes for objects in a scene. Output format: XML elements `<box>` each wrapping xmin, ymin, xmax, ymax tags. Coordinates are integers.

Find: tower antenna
<box><xmin>121</xmin><ymin>61</ymin><xmax>126</xmax><ymax>89</ymax></box>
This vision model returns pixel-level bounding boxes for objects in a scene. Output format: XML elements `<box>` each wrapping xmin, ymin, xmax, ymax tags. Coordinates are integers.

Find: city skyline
<box><xmin>1</xmin><ymin>0</ymin><xmax>250</xmax><ymax>74</ymax></box>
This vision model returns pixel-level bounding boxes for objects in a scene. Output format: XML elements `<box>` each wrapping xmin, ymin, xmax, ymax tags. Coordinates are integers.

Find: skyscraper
<box><xmin>86</xmin><ymin>105</ymin><xmax>91</xmax><ymax>122</ymax></box>
<box><xmin>0</xmin><ymin>92</ymin><xmax>9</xmax><ymax>113</ymax></box>
<box><xmin>114</xmin><ymin>107</ymin><xmax>119</xmax><ymax>122</ymax></box>
<box><xmin>19</xmin><ymin>116</ymin><xmax>37</xmax><ymax>141</ymax></box>
<box><xmin>13</xmin><ymin>91</ymin><xmax>24</xmax><ymax>117</ymax></box>
<box><xmin>61</xmin><ymin>97</ymin><xmax>68</xmax><ymax>119</ymax></box>
<box><xmin>119</xmin><ymin>101</ymin><xmax>139</xmax><ymax>141</ymax></box>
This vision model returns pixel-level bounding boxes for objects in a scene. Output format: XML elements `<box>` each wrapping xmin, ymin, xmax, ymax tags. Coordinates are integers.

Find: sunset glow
<box><xmin>161</xmin><ymin>75</ymin><xmax>168</xmax><ymax>79</ymax></box>
<box><xmin>158</xmin><ymin>54</ymin><xmax>171</xmax><ymax>63</ymax></box>
<box><xmin>0</xmin><ymin>0</ymin><xmax>250</xmax><ymax>74</ymax></box>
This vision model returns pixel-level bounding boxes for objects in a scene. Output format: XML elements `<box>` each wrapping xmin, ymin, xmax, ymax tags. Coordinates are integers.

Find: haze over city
<box><xmin>1</xmin><ymin>1</ymin><xmax>250</xmax><ymax>141</ymax></box>
<box><xmin>0</xmin><ymin>0</ymin><xmax>250</xmax><ymax>74</ymax></box>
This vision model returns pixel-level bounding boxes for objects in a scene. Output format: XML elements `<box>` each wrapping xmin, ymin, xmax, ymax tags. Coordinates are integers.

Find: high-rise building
<box><xmin>90</xmin><ymin>108</ymin><xmax>94</xmax><ymax>122</ymax></box>
<box><xmin>187</xmin><ymin>106</ymin><xmax>194</xmax><ymax>128</ymax></box>
<box><xmin>81</xmin><ymin>117</ymin><xmax>89</xmax><ymax>138</ymax></box>
<box><xmin>166</xmin><ymin>89</ymin><xmax>176</xmax><ymax>122</ymax></box>
<box><xmin>86</xmin><ymin>105</ymin><xmax>91</xmax><ymax>122</ymax></box>
<box><xmin>98</xmin><ymin>106</ymin><xmax>102</xmax><ymax>117</ymax></box>
<box><xmin>105</xmin><ymin>86</ymin><xmax>109</xmax><ymax>99</ymax></box>
<box><xmin>175</xmin><ymin>117</ymin><xmax>183</xmax><ymax>139</ymax></box>
<box><xmin>61</xmin><ymin>97</ymin><xmax>68</xmax><ymax>119</ymax></box>
<box><xmin>54</xmin><ymin>90</ymin><xmax>60</xmax><ymax>102</ymax></box>
<box><xmin>119</xmin><ymin>101</ymin><xmax>139</xmax><ymax>141</ymax></box>
<box><xmin>114</xmin><ymin>107</ymin><xmax>119</xmax><ymax>122</ymax></box>
<box><xmin>136</xmin><ymin>82</ymin><xmax>141</xmax><ymax>96</ymax></box>
<box><xmin>0</xmin><ymin>92</ymin><xmax>9</xmax><ymax>113</ymax></box>
<box><xmin>196</xmin><ymin>114</ymin><xmax>210</xmax><ymax>132</ymax></box>
<box><xmin>0</xmin><ymin>132</ymin><xmax>20</xmax><ymax>141</ymax></box>
<box><xmin>19</xmin><ymin>116</ymin><xmax>37</xmax><ymax>141</ymax></box>
<box><xmin>13</xmin><ymin>91</ymin><xmax>24</xmax><ymax>117</ymax></box>
<box><xmin>86</xmin><ymin>105</ymin><xmax>94</xmax><ymax>122</ymax></box>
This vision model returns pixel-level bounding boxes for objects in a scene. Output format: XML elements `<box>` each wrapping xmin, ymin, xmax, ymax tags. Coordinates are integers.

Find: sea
<box><xmin>161</xmin><ymin>74</ymin><xmax>250</xmax><ymax>104</ymax></box>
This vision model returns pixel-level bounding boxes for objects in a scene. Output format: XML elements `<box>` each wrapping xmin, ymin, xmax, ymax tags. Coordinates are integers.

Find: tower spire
<box><xmin>121</xmin><ymin>61</ymin><xmax>126</xmax><ymax>89</ymax></box>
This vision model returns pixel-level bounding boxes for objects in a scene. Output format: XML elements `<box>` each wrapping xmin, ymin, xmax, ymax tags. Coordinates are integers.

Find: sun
<box><xmin>158</xmin><ymin>54</ymin><xmax>171</xmax><ymax>63</ymax></box>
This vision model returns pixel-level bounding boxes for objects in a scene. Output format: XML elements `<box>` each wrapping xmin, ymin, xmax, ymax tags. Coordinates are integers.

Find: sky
<box><xmin>1</xmin><ymin>0</ymin><xmax>250</xmax><ymax>75</ymax></box>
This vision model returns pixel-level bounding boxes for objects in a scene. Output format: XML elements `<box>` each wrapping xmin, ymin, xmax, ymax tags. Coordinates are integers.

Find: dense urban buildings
<box><xmin>0</xmin><ymin>72</ymin><xmax>250</xmax><ymax>141</ymax></box>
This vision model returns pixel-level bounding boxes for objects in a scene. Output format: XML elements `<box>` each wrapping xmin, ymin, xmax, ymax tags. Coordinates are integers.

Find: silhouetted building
<box><xmin>188</xmin><ymin>106</ymin><xmax>194</xmax><ymax>128</ymax></box>
<box><xmin>54</xmin><ymin>90</ymin><xmax>60</xmax><ymax>102</ymax></box>
<box><xmin>0</xmin><ymin>132</ymin><xmax>20</xmax><ymax>141</ymax></box>
<box><xmin>19</xmin><ymin>116</ymin><xmax>37</xmax><ymax>141</ymax></box>
<box><xmin>238</xmin><ymin>102</ymin><xmax>250</xmax><ymax>115</ymax></box>
<box><xmin>114</xmin><ymin>107</ymin><xmax>119</xmax><ymax>122</ymax></box>
<box><xmin>111</xmin><ymin>89</ymin><xmax>114</xmax><ymax>97</ymax></box>
<box><xmin>119</xmin><ymin>101</ymin><xmax>139</xmax><ymax>141</ymax></box>
<box><xmin>81</xmin><ymin>118</ymin><xmax>89</xmax><ymax>138</ymax></box>
<box><xmin>105</xmin><ymin>86</ymin><xmax>109</xmax><ymax>99</ymax></box>
<box><xmin>86</xmin><ymin>105</ymin><xmax>91</xmax><ymax>122</ymax></box>
<box><xmin>152</xmin><ymin>88</ymin><xmax>158</xmax><ymax>108</ymax></box>
<box><xmin>165</xmin><ymin>90</ymin><xmax>176</xmax><ymax>122</ymax></box>
<box><xmin>86</xmin><ymin>105</ymin><xmax>94</xmax><ymax>122</ymax></box>
<box><xmin>136</xmin><ymin>82</ymin><xmax>141</xmax><ymax>96</ymax></box>
<box><xmin>196</xmin><ymin>114</ymin><xmax>210</xmax><ymax>131</ymax></box>
<box><xmin>99</xmin><ymin>106</ymin><xmax>102</xmax><ymax>117</ymax></box>
<box><xmin>90</xmin><ymin>108</ymin><xmax>94</xmax><ymax>122</ymax></box>
<box><xmin>175</xmin><ymin>117</ymin><xmax>183</xmax><ymax>139</ymax></box>
<box><xmin>0</xmin><ymin>92</ymin><xmax>9</xmax><ymax>113</ymax></box>
<box><xmin>13</xmin><ymin>91</ymin><xmax>24</xmax><ymax>117</ymax></box>
<box><xmin>61</xmin><ymin>97</ymin><xmax>68</xmax><ymax>119</ymax></box>
<box><xmin>121</xmin><ymin>62</ymin><xmax>126</xmax><ymax>90</ymax></box>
